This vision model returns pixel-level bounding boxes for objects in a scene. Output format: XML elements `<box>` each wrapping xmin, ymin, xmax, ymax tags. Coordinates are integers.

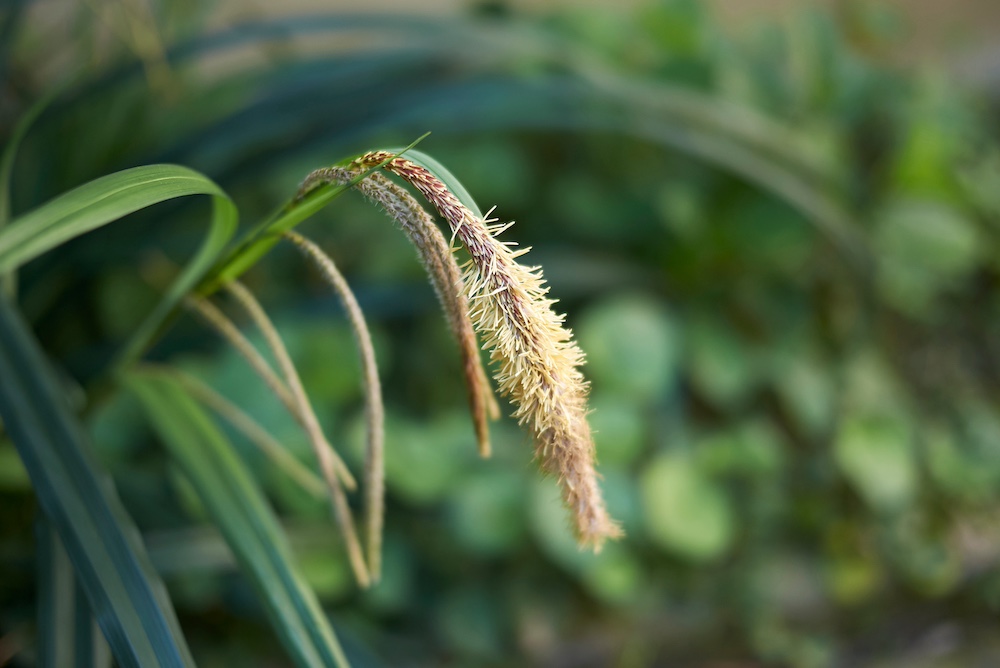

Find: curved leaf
<box><xmin>1</xmin><ymin>87</ymin><xmax>58</xmax><ymax>297</ymax></box>
<box><xmin>0</xmin><ymin>165</ymin><xmax>224</xmax><ymax>269</ymax></box>
<box><xmin>0</xmin><ymin>164</ymin><xmax>238</xmax><ymax>366</ymax></box>
<box><xmin>115</xmin><ymin>15</ymin><xmax>865</xmax><ymax>260</ymax></box>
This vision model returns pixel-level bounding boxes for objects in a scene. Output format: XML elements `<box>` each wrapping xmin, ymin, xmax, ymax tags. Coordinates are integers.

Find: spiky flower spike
<box><xmin>353</xmin><ymin>151</ymin><xmax>623</xmax><ymax>550</ymax></box>
<box><xmin>296</xmin><ymin>167</ymin><xmax>499</xmax><ymax>457</ymax></box>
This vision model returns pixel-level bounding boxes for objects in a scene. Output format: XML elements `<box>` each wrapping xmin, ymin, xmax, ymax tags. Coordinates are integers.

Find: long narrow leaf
<box><xmin>0</xmin><ymin>164</ymin><xmax>238</xmax><ymax>366</ymax></box>
<box><xmin>0</xmin><ymin>88</ymin><xmax>55</xmax><ymax>298</ymax></box>
<box><xmin>128</xmin><ymin>368</ymin><xmax>351</xmax><ymax>668</ymax></box>
<box><xmin>36</xmin><ymin>521</ymin><xmax>76</xmax><ymax>668</ymax></box>
<box><xmin>0</xmin><ymin>299</ymin><xmax>194</xmax><ymax>668</ymax></box>
<box><xmin>0</xmin><ymin>165</ymin><xmax>222</xmax><ymax>269</ymax></box>
<box><xmin>37</xmin><ymin>521</ymin><xmax>112</xmax><ymax>668</ymax></box>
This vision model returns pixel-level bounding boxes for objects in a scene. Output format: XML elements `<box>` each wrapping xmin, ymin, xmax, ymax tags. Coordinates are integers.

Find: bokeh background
<box><xmin>3</xmin><ymin>0</ymin><xmax>1000</xmax><ymax>666</ymax></box>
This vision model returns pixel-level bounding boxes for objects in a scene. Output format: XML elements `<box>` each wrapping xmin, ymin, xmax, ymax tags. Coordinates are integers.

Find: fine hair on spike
<box><xmin>281</xmin><ymin>230</ymin><xmax>387</xmax><ymax>584</ymax></box>
<box><xmin>296</xmin><ymin>166</ymin><xmax>499</xmax><ymax>458</ymax></box>
<box><xmin>352</xmin><ymin>151</ymin><xmax>623</xmax><ymax>550</ymax></box>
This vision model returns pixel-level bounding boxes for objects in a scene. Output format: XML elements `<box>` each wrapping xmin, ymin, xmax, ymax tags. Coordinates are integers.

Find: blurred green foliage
<box><xmin>3</xmin><ymin>0</ymin><xmax>1000</xmax><ymax>666</ymax></box>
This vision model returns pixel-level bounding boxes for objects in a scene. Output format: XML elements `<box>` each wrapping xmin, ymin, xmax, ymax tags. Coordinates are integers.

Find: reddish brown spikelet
<box><xmin>296</xmin><ymin>167</ymin><xmax>499</xmax><ymax>457</ymax></box>
<box><xmin>354</xmin><ymin>151</ymin><xmax>622</xmax><ymax>550</ymax></box>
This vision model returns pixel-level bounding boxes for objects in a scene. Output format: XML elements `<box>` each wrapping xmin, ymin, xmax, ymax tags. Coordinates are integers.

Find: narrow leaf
<box><xmin>0</xmin><ymin>164</ymin><xmax>238</xmax><ymax>367</ymax></box>
<box><xmin>0</xmin><ymin>88</ymin><xmax>57</xmax><ymax>297</ymax></box>
<box><xmin>37</xmin><ymin>522</ymin><xmax>112</xmax><ymax>668</ymax></box>
<box><xmin>36</xmin><ymin>521</ymin><xmax>76</xmax><ymax>668</ymax></box>
<box><xmin>0</xmin><ymin>299</ymin><xmax>194</xmax><ymax>668</ymax></box>
<box><xmin>0</xmin><ymin>165</ymin><xmax>226</xmax><ymax>270</ymax></box>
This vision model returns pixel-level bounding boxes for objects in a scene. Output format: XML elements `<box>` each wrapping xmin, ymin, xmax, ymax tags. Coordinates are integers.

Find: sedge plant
<box><xmin>0</xmin><ymin>125</ymin><xmax>619</xmax><ymax>667</ymax></box>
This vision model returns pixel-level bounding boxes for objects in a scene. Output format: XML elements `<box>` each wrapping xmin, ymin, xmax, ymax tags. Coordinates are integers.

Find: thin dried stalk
<box><xmin>225</xmin><ymin>280</ymin><xmax>371</xmax><ymax>587</ymax></box>
<box><xmin>297</xmin><ymin>168</ymin><xmax>499</xmax><ymax>457</ymax></box>
<box><xmin>184</xmin><ymin>294</ymin><xmax>357</xmax><ymax>491</ymax></box>
<box><xmin>171</xmin><ymin>369</ymin><xmax>326</xmax><ymax>499</ymax></box>
<box><xmin>185</xmin><ymin>295</ymin><xmax>296</xmax><ymax>410</ymax></box>
<box><xmin>282</xmin><ymin>230</ymin><xmax>386</xmax><ymax>582</ymax></box>
<box><xmin>355</xmin><ymin>151</ymin><xmax>623</xmax><ymax>550</ymax></box>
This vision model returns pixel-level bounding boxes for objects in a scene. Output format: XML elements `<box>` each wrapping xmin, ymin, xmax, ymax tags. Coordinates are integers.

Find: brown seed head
<box><xmin>354</xmin><ymin>151</ymin><xmax>623</xmax><ymax>549</ymax></box>
<box><xmin>297</xmin><ymin>167</ymin><xmax>499</xmax><ymax>457</ymax></box>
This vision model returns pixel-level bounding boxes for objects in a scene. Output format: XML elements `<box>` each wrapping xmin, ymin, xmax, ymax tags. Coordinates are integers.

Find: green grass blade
<box><xmin>0</xmin><ymin>164</ymin><xmax>225</xmax><ymax>271</ymax></box>
<box><xmin>127</xmin><ymin>368</ymin><xmax>351</xmax><ymax>668</ymax></box>
<box><xmin>0</xmin><ymin>299</ymin><xmax>194</xmax><ymax>668</ymax></box>
<box><xmin>36</xmin><ymin>521</ymin><xmax>111</xmax><ymax>668</ymax></box>
<box><xmin>36</xmin><ymin>521</ymin><xmax>76</xmax><ymax>668</ymax></box>
<box><xmin>206</xmin><ymin>178</ymin><xmax>356</xmax><ymax>290</ymax></box>
<box><xmin>0</xmin><ymin>88</ymin><xmax>57</xmax><ymax>298</ymax></box>
<box><xmin>0</xmin><ymin>164</ymin><xmax>238</xmax><ymax>367</ymax></box>
<box><xmin>116</xmin><ymin>185</ymin><xmax>238</xmax><ymax>369</ymax></box>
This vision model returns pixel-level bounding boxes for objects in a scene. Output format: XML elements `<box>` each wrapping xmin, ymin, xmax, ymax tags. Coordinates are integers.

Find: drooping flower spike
<box><xmin>352</xmin><ymin>152</ymin><xmax>622</xmax><ymax>550</ymax></box>
<box><xmin>296</xmin><ymin>167</ymin><xmax>499</xmax><ymax>458</ymax></box>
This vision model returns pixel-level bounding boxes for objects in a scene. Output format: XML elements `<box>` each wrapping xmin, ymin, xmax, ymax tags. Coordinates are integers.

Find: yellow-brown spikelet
<box><xmin>353</xmin><ymin>151</ymin><xmax>623</xmax><ymax>550</ymax></box>
<box><xmin>296</xmin><ymin>167</ymin><xmax>499</xmax><ymax>457</ymax></box>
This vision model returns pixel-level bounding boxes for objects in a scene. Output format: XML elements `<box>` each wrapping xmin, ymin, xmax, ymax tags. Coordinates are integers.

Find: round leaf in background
<box><xmin>529</xmin><ymin>476</ymin><xmax>598</xmax><ymax>574</ymax></box>
<box><xmin>588</xmin><ymin>394</ymin><xmax>648</xmax><ymax>468</ymax></box>
<box><xmin>834</xmin><ymin>413</ymin><xmax>916</xmax><ymax>513</ymax></box>
<box><xmin>696</xmin><ymin>419</ymin><xmax>785</xmax><ymax>479</ymax></box>
<box><xmin>298</xmin><ymin>550</ymin><xmax>353</xmax><ymax>601</ymax></box>
<box><xmin>640</xmin><ymin>451</ymin><xmax>734</xmax><ymax>561</ymax></box>
<box><xmin>577</xmin><ymin>294</ymin><xmax>681</xmax><ymax>402</ymax></box>
<box><xmin>580</xmin><ymin>543</ymin><xmax>643</xmax><ymax>606</ymax></box>
<box><xmin>686</xmin><ymin>312</ymin><xmax>758</xmax><ymax>410</ymax></box>
<box><xmin>448</xmin><ymin>469</ymin><xmax>527</xmax><ymax>555</ymax></box>
<box><xmin>383</xmin><ymin>413</ymin><xmax>471</xmax><ymax>505</ymax></box>
<box><xmin>875</xmin><ymin>198</ymin><xmax>981</xmax><ymax>316</ymax></box>
<box><xmin>769</xmin><ymin>344</ymin><xmax>835</xmax><ymax>438</ymax></box>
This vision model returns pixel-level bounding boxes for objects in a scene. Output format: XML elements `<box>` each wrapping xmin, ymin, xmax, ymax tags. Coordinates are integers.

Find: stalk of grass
<box><xmin>225</xmin><ymin>280</ymin><xmax>370</xmax><ymax>588</ymax></box>
<box><xmin>128</xmin><ymin>369</ymin><xmax>352</xmax><ymax>668</ymax></box>
<box><xmin>169</xmin><ymin>368</ymin><xmax>326</xmax><ymax>499</ymax></box>
<box><xmin>183</xmin><ymin>294</ymin><xmax>357</xmax><ymax>491</ymax></box>
<box><xmin>282</xmin><ymin>230</ymin><xmax>386</xmax><ymax>582</ymax></box>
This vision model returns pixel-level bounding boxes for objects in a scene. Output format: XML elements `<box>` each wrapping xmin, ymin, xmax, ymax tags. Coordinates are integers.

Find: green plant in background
<box><xmin>3</xmin><ymin>0</ymin><xmax>1000</xmax><ymax>666</ymax></box>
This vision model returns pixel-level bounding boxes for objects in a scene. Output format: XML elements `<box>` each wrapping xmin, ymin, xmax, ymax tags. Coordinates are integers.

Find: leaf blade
<box><xmin>0</xmin><ymin>299</ymin><xmax>194</xmax><ymax>668</ymax></box>
<box><xmin>206</xmin><ymin>132</ymin><xmax>429</xmax><ymax>291</ymax></box>
<box><xmin>0</xmin><ymin>87</ymin><xmax>58</xmax><ymax>297</ymax></box>
<box><xmin>0</xmin><ymin>165</ymin><xmax>228</xmax><ymax>271</ymax></box>
<box><xmin>36</xmin><ymin>521</ymin><xmax>112</xmax><ymax>668</ymax></box>
<box><xmin>0</xmin><ymin>163</ymin><xmax>238</xmax><ymax>367</ymax></box>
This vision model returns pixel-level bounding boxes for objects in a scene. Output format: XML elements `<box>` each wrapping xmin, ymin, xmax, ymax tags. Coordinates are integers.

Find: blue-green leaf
<box><xmin>0</xmin><ymin>299</ymin><xmax>194</xmax><ymax>668</ymax></box>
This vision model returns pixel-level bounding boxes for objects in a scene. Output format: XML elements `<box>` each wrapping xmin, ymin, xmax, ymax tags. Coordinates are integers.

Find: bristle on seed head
<box><xmin>353</xmin><ymin>151</ymin><xmax>622</xmax><ymax>549</ymax></box>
